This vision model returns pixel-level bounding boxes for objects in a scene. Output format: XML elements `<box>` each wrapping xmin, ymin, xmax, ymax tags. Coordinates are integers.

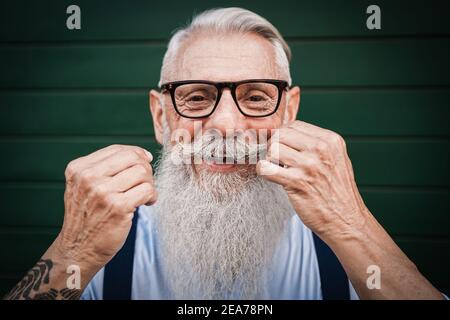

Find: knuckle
<box><xmin>102</xmin><ymin>144</ymin><xmax>125</xmax><ymax>155</ymax></box>
<box><xmin>132</xmin><ymin>146</ymin><xmax>145</xmax><ymax>156</ymax></box>
<box><xmin>130</xmin><ymin>148</ymin><xmax>144</xmax><ymax>161</ymax></box>
<box><xmin>142</xmin><ymin>182</ymin><xmax>153</xmax><ymax>193</ymax></box>
<box><xmin>118</xmin><ymin>148</ymin><xmax>138</xmax><ymax>161</ymax></box>
<box><xmin>135</xmin><ymin>163</ymin><xmax>149</xmax><ymax>176</ymax></box>
<box><xmin>92</xmin><ymin>184</ymin><xmax>108</xmax><ymax>202</ymax></box>
<box><xmin>143</xmin><ymin>183</ymin><xmax>156</xmax><ymax>200</ymax></box>
<box><xmin>110</xmin><ymin>198</ymin><xmax>124</xmax><ymax>214</ymax></box>
<box><xmin>304</xmin><ymin>158</ymin><xmax>315</xmax><ymax>169</ymax></box>
<box><xmin>79</xmin><ymin>168</ymin><xmax>96</xmax><ymax>190</ymax></box>
<box><xmin>135</xmin><ymin>147</ymin><xmax>152</xmax><ymax>162</ymax></box>
<box><xmin>328</xmin><ymin>131</ymin><xmax>344</xmax><ymax>146</ymax></box>
<box><xmin>302</xmin><ymin>157</ymin><xmax>319</xmax><ymax>174</ymax></box>
<box><xmin>109</xmin><ymin>144</ymin><xmax>125</xmax><ymax>150</ymax></box>
<box><xmin>315</xmin><ymin>140</ymin><xmax>329</xmax><ymax>154</ymax></box>
<box><xmin>65</xmin><ymin>160</ymin><xmax>77</xmax><ymax>179</ymax></box>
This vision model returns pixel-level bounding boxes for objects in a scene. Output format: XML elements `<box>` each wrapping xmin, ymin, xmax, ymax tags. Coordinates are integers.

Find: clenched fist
<box><xmin>55</xmin><ymin>144</ymin><xmax>157</xmax><ymax>272</ymax></box>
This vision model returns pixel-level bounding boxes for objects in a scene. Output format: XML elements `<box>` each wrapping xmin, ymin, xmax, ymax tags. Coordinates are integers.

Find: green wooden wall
<box><xmin>0</xmin><ymin>0</ymin><xmax>449</xmax><ymax>296</ymax></box>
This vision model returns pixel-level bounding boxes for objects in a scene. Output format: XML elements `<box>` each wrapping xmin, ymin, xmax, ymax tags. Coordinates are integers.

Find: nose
<box><xmin>203</xmin><ymin>88</ymin><xmax>248</xmax><ymax>135</ymax></box>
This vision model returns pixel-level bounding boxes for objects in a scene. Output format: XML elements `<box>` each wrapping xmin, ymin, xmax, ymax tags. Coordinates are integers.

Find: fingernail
<box><xmin>258</xmin><ymin>160</ymin><xmax>278</xmax><ymax>176</ymax></box>
<box><xmin>144</xmin><ymin>150</ymin><xmax>153</xmax><ymax>161</ymax></box>
<box><xmin>259</xmin><ymin>160</ymin><xmax>271</xmax><ymax>169</ymax></box>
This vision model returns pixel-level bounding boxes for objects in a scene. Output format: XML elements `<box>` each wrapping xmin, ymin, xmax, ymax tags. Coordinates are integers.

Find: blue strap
<box><xmin>312</xmin><ymin>232</ymin><xmax>350</xmax><ymax>300</ymax></box>
<box><xmin>103</xmin><ymin>208</ymin><xmax>139</xmax><ymax>300</ymax></box>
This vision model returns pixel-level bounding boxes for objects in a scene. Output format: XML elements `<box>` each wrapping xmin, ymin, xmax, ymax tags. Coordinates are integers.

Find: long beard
<box><xmin>153</xmin><ymin>130</ymin><xmax>293</xmax><ymax>299</ymax></box>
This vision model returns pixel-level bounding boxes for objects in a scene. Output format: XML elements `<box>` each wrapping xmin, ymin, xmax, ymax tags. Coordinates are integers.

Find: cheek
<box><xmin>246</xmin><ymin>115</ymin><xmax>283</xmax><ymax>131</ymax></box>
<box><xmin>246</xmin><ymin>116</ymin><xmax>284</xmax><ymax>142</ymax></box>
<box><xmin>168</xmin><ymin>116</ymin><xmax>205</xmax><ymax>143</ymax></box>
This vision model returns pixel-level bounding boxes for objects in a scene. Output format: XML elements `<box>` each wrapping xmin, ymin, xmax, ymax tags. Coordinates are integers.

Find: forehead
<box><xmin>176</xmin><ymin>32</ymin><xmax>278</xmax><ymax>82</ymax></box>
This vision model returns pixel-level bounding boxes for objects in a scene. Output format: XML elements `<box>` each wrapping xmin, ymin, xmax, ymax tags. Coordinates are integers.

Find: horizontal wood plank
<box><xmin>1</xmin><ymin>90</ymin><xmax>449</xmax><ymax>136</ymax></box>
<box><xmin>1</xmin><ymin>39</ymin><xmax>450</xmax><ymax>88</ymax></box>
<box><xmin>1</xmin><ymin>0</ymin><xmax>450</xmax><ymax>42</ymax></box>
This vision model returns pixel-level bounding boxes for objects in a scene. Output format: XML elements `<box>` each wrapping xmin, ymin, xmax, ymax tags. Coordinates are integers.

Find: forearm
<box><xmin>4</xmin><ymin>236</ymin><xmax>98</xmax><ymax>300</ymax></box>
<box><xmin>325</xmin><ymin>210</ymin><xmax>444</xmax><ymax>300</ymax></box>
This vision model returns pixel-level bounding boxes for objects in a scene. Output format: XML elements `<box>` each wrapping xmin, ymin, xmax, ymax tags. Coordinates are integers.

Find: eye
<box><xmin>188</xmin><ymin>95</ymin><xmax>206</xmax><ymax>102</ymax></box>
<box><xmin>248</xmin><ymin>95</ymin><xmax>265</xmax><ymax>102</ymax></box>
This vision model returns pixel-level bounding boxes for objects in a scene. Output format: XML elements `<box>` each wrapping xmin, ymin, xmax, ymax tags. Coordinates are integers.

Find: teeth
<box><xmin>203</xmin><ymin>155</ymin><xmax>236</xmax><ymax>164</ymax></box>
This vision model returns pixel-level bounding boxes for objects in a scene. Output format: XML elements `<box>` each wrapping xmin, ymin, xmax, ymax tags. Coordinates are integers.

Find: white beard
<box><xmin>153</xmin><ymin>129</ymin><xmax>293</xmax><ymax>299</ymax></box>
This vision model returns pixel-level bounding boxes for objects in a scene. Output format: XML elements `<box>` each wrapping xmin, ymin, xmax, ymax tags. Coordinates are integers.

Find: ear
<box><xmin>149</xmin><ymin>89</ymin><xmax>164</xmax><ymax>145</ymax></box>
<box><xmin>284</xmin><ymin>86</ymin><xmax>301</xmax><ymax>123</ymax></box>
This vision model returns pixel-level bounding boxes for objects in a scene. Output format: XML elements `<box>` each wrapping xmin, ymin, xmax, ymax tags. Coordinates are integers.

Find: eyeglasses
<box><xmin>160</xmin><ymin>79</ymin><xmax>289</xmax><ymax>119</ymax></box>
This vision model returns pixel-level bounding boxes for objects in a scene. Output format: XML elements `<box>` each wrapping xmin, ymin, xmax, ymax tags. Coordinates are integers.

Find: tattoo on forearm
<box><xmin>34</xmin><ymin>288</ymin><xmax>82</xmax><ymax>300</ymax></box>
<box><xmin>3</xmin><ymin>259</ymin><xmax>81</xmax><ymax>300</ymax></box>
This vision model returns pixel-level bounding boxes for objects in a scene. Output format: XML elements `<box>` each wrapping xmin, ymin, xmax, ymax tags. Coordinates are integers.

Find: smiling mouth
<box><xmin>202</xmin><ymin>161</ymin><xmax>238</xmax><ymax>173</ymax></box>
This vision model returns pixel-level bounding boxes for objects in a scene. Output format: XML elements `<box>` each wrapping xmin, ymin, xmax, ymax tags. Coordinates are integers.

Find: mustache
<box><xmin>171</xmin><ymin>132</ymin><xmax>267</xmax><ymax>164</ymax></box>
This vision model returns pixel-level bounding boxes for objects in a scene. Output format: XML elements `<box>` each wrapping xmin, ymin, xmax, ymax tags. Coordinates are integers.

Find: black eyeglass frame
<box><xmin>160</xmin><ymin>79</ymin><xmax>289</xmax><ymax>119</ymax></box>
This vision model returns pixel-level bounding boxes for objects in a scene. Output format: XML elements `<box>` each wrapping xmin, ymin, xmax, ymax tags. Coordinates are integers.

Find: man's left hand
<box><xmin>257</xmin><ymin>120</ymin><xmax>369</xmax><ymax>242</ymax></box>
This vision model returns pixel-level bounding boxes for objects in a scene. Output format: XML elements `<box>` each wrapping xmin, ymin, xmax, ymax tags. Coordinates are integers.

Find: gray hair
<box><xmin>158</xmin><ymin>7</ymin><xmax>292</xmax><ymax>87</ymax></box>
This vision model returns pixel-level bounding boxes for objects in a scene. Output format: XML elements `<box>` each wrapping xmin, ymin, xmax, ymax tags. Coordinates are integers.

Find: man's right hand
<box><xmin>5</xmin><ymin>145</ymin><xmax>157</xmax><ymax>299</ymax></box>
<box><xmin>55</xmin><ymin>144</ymin><xmax>157</xmax><ymax>272</ymax></box>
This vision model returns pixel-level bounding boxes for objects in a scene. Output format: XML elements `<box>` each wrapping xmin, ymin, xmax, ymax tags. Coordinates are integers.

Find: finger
<box><xmin>121</xmin><ymin>182</ymin><xmax>157</xmax><ymax>211</ymax></box>
<box><xmin>80</xmin><ymin>144</ymin><xmax>140</xmax><ymax>167</ymax></box>
<box><xmin>278</xmin><ymin>122</ymin><xmax>342</xmax><ymax>158</ymax></box>
<box><xmin>67</xmin><ymin>145</ymin><xmax>151</xmax><ymax>175</ymax></box>
<box><xmin>67</xmin><ymin>145</ymin><xmax>123</xmax><ymax>175</ymax></box>
<box><xmin>287</xmin><ymin>120</ymin><xmax>345</xmax><ymax>150</ymax></box>
<box><xmin>83</xmin><ymin>144</ymin><xmax>126</xmax><ymax>163</ymax></box>
<box><xmin>266</xmin><ymin>142</ymin><xmax>319</xmax><ymax>168</ymax></box>
<box><xmin>108</xmin><ymin>162</ymin><xmax>153</xmax><ymax>193</ymax></box>
<box><xmin>271</xmin><ymin>127</ymin><xmax>319</xmax><ymax>152</ymax></box>
<box><xmin>287</xmin><ymin>120</ymin><xmax>328</xmax><ymax>135</ymax></box>
<box><xmin>91</xmin><ymin>148</ymin><xmax>153</xmax><ymax>177</ymax></box>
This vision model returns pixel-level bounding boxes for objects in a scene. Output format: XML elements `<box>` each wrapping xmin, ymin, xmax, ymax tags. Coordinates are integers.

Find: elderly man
<box><xmin>5</xmin><ymin>7</ymin><xmax>445</xmax><ymax>300</ymax></box>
